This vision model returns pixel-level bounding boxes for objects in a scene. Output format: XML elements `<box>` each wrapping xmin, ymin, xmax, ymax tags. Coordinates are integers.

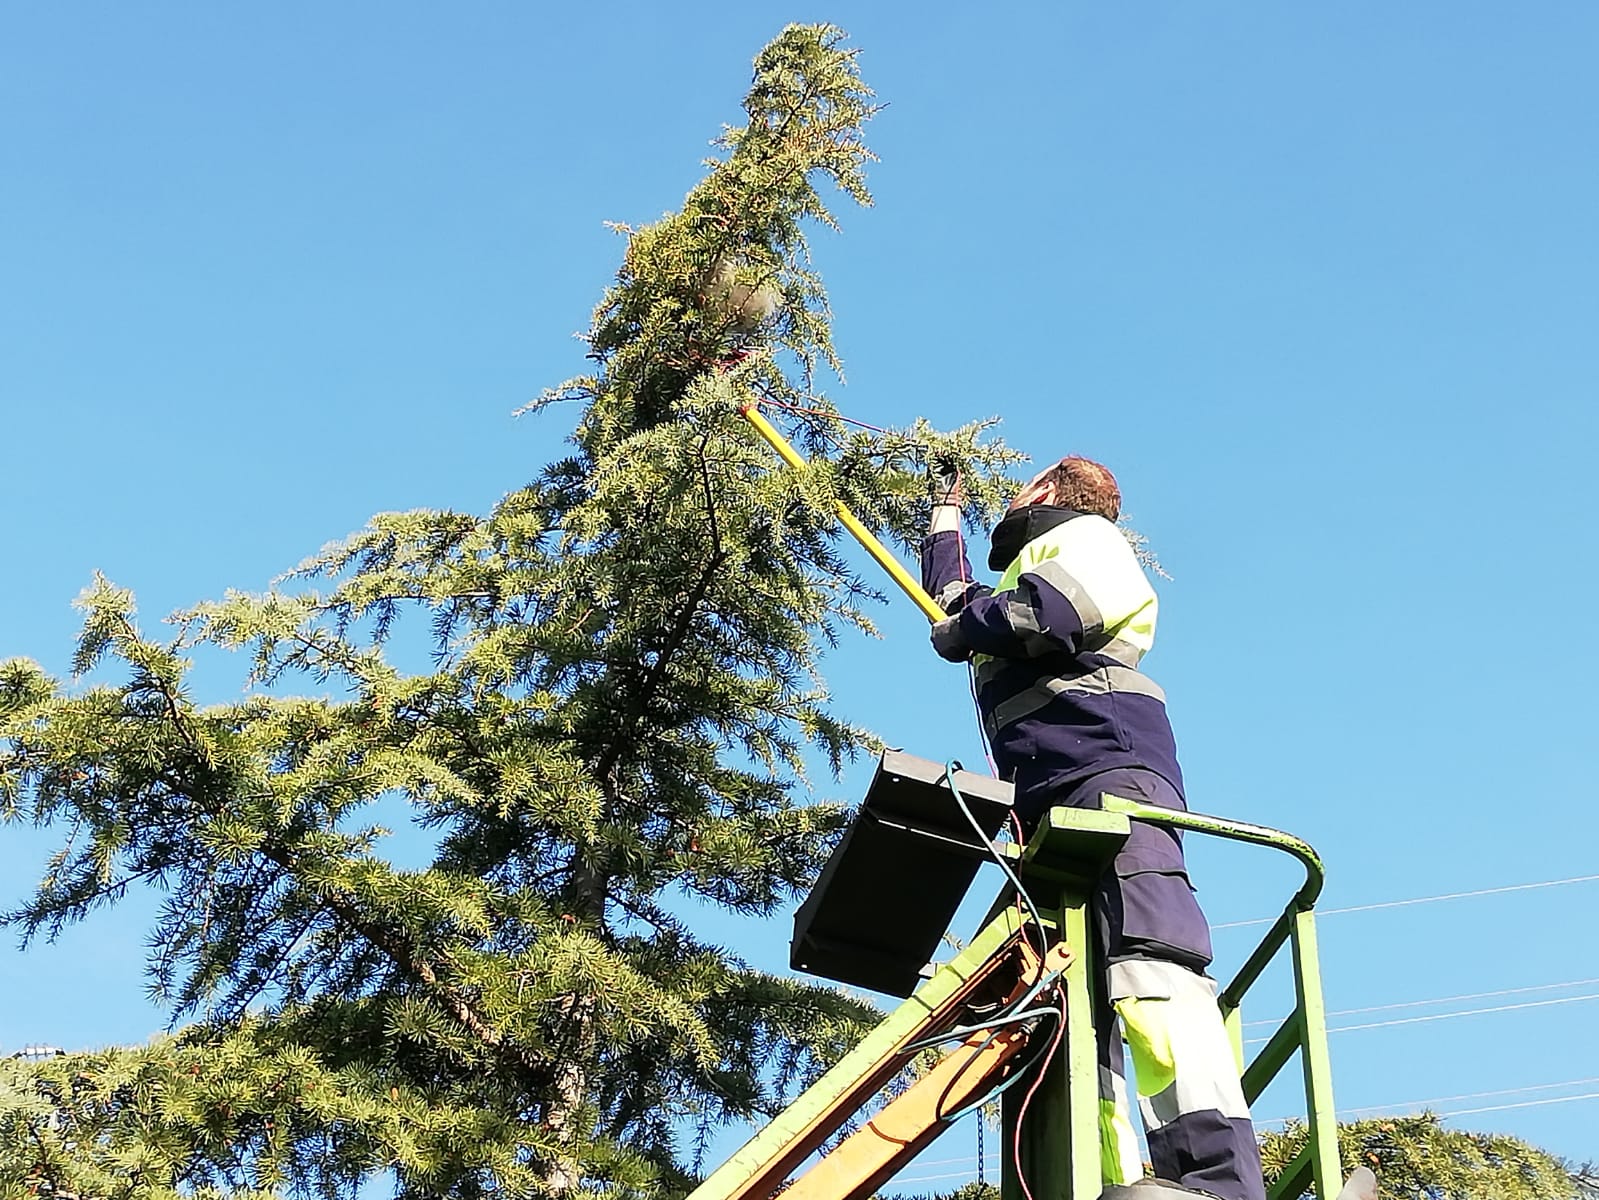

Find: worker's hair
<box><xmin>1041</xmin><ymin>456</ymin><xmax>1121</xmax><ymax>521</ymax></box>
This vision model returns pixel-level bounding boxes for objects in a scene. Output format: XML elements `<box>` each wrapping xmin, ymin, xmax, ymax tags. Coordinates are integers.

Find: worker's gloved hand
<box><xmin>927</xmin><ymin>458</ymin><xmax>964</xmax><ymax>508</ymax></box>
<box><xmin>930</xmin><ymin>617</ymin><xmax>972</xmax><ymax>662</ymax></box>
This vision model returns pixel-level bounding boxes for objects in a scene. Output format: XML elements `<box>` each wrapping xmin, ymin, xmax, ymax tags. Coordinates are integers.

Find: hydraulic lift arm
<box><xmin>687</xmin><ymin>909</ymin><xmax>1055</xmax><ymax>1200</ymax></box>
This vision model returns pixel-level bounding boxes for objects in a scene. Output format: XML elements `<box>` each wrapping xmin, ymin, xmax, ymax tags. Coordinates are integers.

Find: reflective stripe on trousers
<box><xmin>1097</xmin><ymin>960</ymin><xmax>1265</xmax><ymax>1200</ymax></box>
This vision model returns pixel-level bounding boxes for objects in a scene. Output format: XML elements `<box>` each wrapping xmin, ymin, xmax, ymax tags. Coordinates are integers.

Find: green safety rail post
<box><xmin>997</xmin><ymin>805</ymin><xmax>1137</xmax><ymax>1200</ymax></box>
<box><xmin>1097</xmin><ymin>795</ymin><xmax>1340</xmax><ymax>1200</ymax></box>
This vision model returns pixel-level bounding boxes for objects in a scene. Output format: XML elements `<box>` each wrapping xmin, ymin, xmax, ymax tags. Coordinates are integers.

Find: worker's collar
<box><xmin>988</xmin><ymin>504</ymin><xmax>1085</xmax><ymax>571</ymax></box>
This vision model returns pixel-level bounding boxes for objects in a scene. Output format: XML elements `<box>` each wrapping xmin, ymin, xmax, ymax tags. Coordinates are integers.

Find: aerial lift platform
<box><xmin>684</xmin><ymin>750</ymin><xmax>1351</xmax><ymax>1200</ymax></box>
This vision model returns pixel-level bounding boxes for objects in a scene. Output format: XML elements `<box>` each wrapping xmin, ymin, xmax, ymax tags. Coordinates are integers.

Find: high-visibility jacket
<box><xmin>921</xmin><ymin>505</ymin><xmax>1184</xmax><ymax>816</ymax></box>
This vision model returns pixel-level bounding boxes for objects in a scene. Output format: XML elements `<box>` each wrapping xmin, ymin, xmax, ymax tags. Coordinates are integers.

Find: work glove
<box><xmin>929</xmin><ymin>617</ymin><xmax>972</xmax><ymax>663</ymax></box>
<box><xmin>928</xmin><ymin>457</ymin><xmax>964</xmax><ymax>508</ymax></box>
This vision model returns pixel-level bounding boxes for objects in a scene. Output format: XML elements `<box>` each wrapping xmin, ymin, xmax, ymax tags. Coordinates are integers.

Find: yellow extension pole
<box><xmin>739</xmin><ymin>402</ymin><xmax>947</xmax><ymax>625</ymax></box>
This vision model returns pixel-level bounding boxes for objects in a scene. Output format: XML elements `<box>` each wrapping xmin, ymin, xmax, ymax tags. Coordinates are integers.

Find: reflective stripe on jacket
<box><xmin>921</xmin><ymin>507</ymin><xmax>1185</xmax><ymax>811</ymax></box>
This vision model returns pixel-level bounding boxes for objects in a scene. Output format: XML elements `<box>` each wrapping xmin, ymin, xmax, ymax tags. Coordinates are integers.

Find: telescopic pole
<box><xmin>739</xmin><ymin>402</ymin><xmax>947</xmax><ymax>625</ymax></box>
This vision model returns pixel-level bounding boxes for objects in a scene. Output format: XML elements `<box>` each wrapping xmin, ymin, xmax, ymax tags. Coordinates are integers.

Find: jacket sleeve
<box><xmin>920</xmin><ymin>531</ymin><xmax>991</xmax><ymax>614</ymax></box>
<box><xmin>953</xmin><ymin>516</ymin><xmax>1151</xmax><ymax>660</ymax></box>
<box><xmin>953</xmin><ymin>562</ymin><xmax>1090</xmax><ymax>659</ymax></box>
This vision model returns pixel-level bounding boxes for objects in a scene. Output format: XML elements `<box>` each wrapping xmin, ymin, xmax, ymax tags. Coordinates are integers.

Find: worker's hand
<box><xmin>927</xmin><ymin>458</ymin><xmax>964</xmax><ymax>508</ymax></box>
<box><xmin>930</xmin><ymin>617</ymin><xmax>972</xmax><ymax>662</ymax></box>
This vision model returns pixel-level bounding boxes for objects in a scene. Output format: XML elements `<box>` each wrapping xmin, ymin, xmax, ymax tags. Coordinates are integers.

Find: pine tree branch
<box><xmin>221</xmin><ymin>906</ymin><xmax>324</xmax><ymax>1017</ymax></box>
<box><xmin>110</xmin><ymin>637</ymin><xmax>551</xmax><ymax>1085</ymax></box>
<box><xmin>697</xmin><ymin>431</ymin><xmax>724</xmax><ymax>561</ymax></box>
<box><xmin>19</xmin><ymin>1112</ymin><xmax>59</xmax><ymax>1193</ymax></box>
<box><xmin>115</xmin><ymin>614</ymin><xmax>206</xmax><ymax>760</ymax></box>
<box><xmin>43</xmin><ymin>863</ymin><xmax>167</xmax><ymax>909</ymax></box>
<box><xmin>250</xmin><ymin>839</ymin><xmax>552</xmax><ymax>1083</ymax></box>
<box><xmin>591</xmin><ymin>435</ymin><xmax>731</xmax><ymax>786</ymax></box>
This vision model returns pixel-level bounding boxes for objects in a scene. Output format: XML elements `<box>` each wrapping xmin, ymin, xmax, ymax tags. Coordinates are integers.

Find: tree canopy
<box><xmin>1261</xmin><ymin>1113</ymin><xmax>1581</xmax><ymax>1200</ymax></box>
<box><xmin>0</xmin><ymin>23</ymin><xmax>1018</xmax><ymax>1200</ymax></box>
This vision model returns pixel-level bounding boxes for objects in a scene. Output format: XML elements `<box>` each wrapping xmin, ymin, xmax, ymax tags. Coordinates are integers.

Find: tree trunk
<box><xmin>541</xmin><ymin>853</ymin><xmax>609</xmax><ymax>1193</ymax></box>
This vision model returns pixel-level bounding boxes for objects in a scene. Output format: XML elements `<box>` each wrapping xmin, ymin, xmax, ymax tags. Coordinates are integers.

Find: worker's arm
<box><xmin>935</xmin><ymin>516</ymin><xmax>1150</xmax><ymax>663</ymax></box>
<box><xmin>920</xmin><ymin>515</ymin><xmax>990</xmax><ymax>616</ymax></box>
<box><xmin>947</xmin><ymin>570</ymin><xmax>1090</xmax><ymax>659</ymax></box>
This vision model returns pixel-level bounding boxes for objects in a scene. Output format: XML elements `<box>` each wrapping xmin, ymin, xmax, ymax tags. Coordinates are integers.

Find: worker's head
<box><xmin>1008</xmin><ymin>456</ymin><xmax>1121</xmax><ymax>521</ymax></box>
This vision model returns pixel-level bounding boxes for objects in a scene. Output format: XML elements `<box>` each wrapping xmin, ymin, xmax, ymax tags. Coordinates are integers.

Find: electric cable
<box><xmin>1441</xmin><ymin>1090</ymin><xmax>1599</xmax><ymax>1118</ymax></box>
<box><xmin>1242</xmin><ymin>990</ymin><xmax>1599</xmax><ymax>1046</ymax></box>
<box><xmin>909</xmin><ymin>762</ymin><xmax>1053</xmax><ymax>1070</ymax></box>
<box><xmin>934</xmin><ymin>1007</ymin><xmax>1065</xmax><ymax>1125</ymax></box>
<box><xmin>903</xmin><ymin>1005</ymin><xmax>1062</xmax><ymax>1056</ymax></box>
<box><xmin>918</xmin><ymin>761</ymin><xmax>1070</xmax><ymax>1152</ymax></box>
<box><xmin>889</xmin><ymin>1171</ymin><xmax>984</xmax><ymax>1190</ymax></box>
<box><xmin>942</xmin><ymin>761</ymin><xmax>1049</xmax><ymax>976</ymax></box>
<box><xmin>943</xmin><ymin>501</ymin><xmax>1001</xmax><ymax>777</ymax></box>
<box><xmin>1256</xmin><ymin>1075</ymin><xmax>1599</xmax><ymax>1127</ymax></box>
<box><xmin>1009</xmin><ymin>982</ymin><xmax>1068</xmax><ymax>1200</ymax></box>
<box><xmin>1343</xmin><ymin>1075</ymin><xmax>1599</xmax><ymax>1117</ymax></box>
<box><xmin>1326</xmin><ymin>990</ymin><xmax>1599</xmax><ymax>1034</ymax></box>
<box><xmin>923</xmin><ymin>461</ymin><xmax>996</xmax><ymax>765</ymax></box>
<box><xmin>881</xmin><ymin>1153</ymin><xmax>1000</xmax><ymax>1170</ymax></box>
<box><xmin>1242</xmin><ymin>975</ymin><xmax>1599</xmax><ymax>1029</ymax></box>
<box><xmin>1213</xmin><ymin>873</ymin><xmax>1599</xmax><ymax>930</ymax></box>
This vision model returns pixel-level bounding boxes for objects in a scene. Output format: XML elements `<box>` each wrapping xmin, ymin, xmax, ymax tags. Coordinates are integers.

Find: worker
<box><xmin>922</xmin><ymin>456</ymin><xmax>1264</xmax><ymax>1200</ymax></box>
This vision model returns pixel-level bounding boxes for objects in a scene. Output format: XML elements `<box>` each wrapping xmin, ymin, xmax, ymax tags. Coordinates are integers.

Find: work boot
<box><xmin>1099</xmin><ymin>1182</ymin><xmax>1223</xmax><ymax>1199</ymax></box>
<box><xmin>1336</xmin><ymin>1167</ymin><xmax>1378</xmax><ymax>1200</ymax></box>
<box><xmin>1101</xmin><ymin>1175</ymin><xmax>1376</xmax><ymax>1200</ymax></box>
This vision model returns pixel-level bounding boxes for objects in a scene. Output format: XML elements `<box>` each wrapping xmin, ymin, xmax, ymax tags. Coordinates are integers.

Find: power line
<box><xmin>1352</xmin><ymin>1076</ymin><xmax>1599</xmax><ymax>1115</ymax></box>
<box><xmin>889</xmin><ymin>1167</ymin><xmax>995</xmax><ymax>1187</ymax></box>
<box><xmin>1259</xmin><ymin>1075</ymin><xmax>1599</xmax><ymax>1125</ymax></box>
<box><xmin>1330</xmin><ymin>991</ymin><xmax>1599</xmax><ymax>1034</ymax></box>
<box><xmin>1244</xmin><ymin>991</ymin><xmax>1599</xmax><ymax>1045</ymax></box>
<box><xmin>1213</xmin><ymin>873</ymin><xmax>1599</xmax><ymax>931</ymax></box>
<box><xmin>1443</xmin><ymin>1091</ymin><xmax>1599</xmax><ymax>1119</ymax></box>
<box><xmin>1243</xmin><ymin>976</ymin><xmax>1599</xmax><ymax>1029</ymax></box>
<box><xmin>891</xmin><ymin>1155</ymin><xmax>988</xmax><ymax>1170</ymax></box>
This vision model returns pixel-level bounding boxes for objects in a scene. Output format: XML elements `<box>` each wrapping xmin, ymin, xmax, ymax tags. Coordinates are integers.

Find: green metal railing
<box><xmin>997</xmin><ymin>798</ymin><xmax>1339</xmax><ymax>1198</ymax></box>
<box><xmin>1097</xmin><ymin>795</ymin><xmax>1340</xmax><ymax>1200</ymax></box>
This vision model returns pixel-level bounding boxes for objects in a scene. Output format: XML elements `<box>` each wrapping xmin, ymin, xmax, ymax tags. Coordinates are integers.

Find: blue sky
<box><xmin>3</xmin><ymin>0</ymin><xmax>1597</xmax><ymax>1181</ymax></box>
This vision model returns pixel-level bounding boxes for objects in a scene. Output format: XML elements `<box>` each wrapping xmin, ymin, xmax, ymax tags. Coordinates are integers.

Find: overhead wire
<box><xmin>889</xmin><ymin>1153</ymin><xmax>1000</xmax><ymax>1170</ymax></box>
<box><xmin>1342</xmin><ymin>1076</ymin><xmax>1599</xmax><ymax>1117</ymax></box>
<box><xmin>1326</xmin><ymin>990</ymin><xmax>1599</xmax><ymax>1035</ymax></box>
<box><xmin>1213</xmin><ymin>873</ymin><xmax>1599</xmax><ymax>931</ymax></box>
<box><xmin>1242</xmin><ymin>975</ymin><xmax>1599</xmax><ymax>1029</ymax></box>
<box><xmin>1443</xmin><ymin>1091</ymin><xmax>1599</xmax><ymax>1118</ymax></box>
<box><xmin>1243</xmin><ymin>990</ymin><xmax>1599</xmax><ymax>1046</ymax></box>
<box><xmin>1253</xmin><ymin>1081</ymin><xmax>1599</xmax><ymax>1126</ymax></box>
<box><xmin>887</xmin><ymin>1166</ymin><xmax>997</xmax><ymax>1187</ymax></box>
<box><xmin>930</xmin><ymin>465</ymin><xmax>1001</xmax><ymax>775</ymax></box>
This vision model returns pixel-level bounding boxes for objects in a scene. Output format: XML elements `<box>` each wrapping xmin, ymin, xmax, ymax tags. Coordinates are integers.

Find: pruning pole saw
<box><xmin>738</xmin><ymin>401</ymin><xmax>947</xmax><ymax>625</ymax></box>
